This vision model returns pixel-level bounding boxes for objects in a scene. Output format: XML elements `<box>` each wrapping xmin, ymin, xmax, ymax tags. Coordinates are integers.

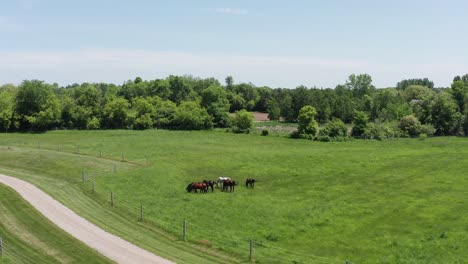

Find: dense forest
<box><xmin>1</xmin><ymin>73</ymin><xmax>468</xmax><ymax>140</ymax></box>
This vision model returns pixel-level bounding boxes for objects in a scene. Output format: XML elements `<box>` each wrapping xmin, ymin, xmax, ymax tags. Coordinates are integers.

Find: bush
<box><xmin>420</xmin><ymin>124</ymin><xmax>435</xmax><ymax>136</ymax></box>
<box><xmin>298</xmin><ymin>106</ymin><xmax>318</xmax><ymax>136</ymax></box>
<box><xmin>363</xmin><ymin>121</ymin><xmax>401</xmax><ymax>140</ymax></box>
<box><xmin>261</xmin><ymin>129</ymin><xmax>269</xmax><ymax>136</ymax></box>
<box><xmin>320</xmin><ymin>117</ymin><xmax>348</xmax><ymax>138</ymax></box>
<box><xmin>134</xmin><ymin>113</ymin><xmax>153</xmax><ymax>130</ymax></box>
<box><xmin>316</xmin><ymin>135</ymin><xmax>331</xmax><ymax>142</ymax></box>
<box><xmin>232</xmin><ymin>110</ymin><xmax>253</xmax><ymax>133</ymax></box>
<box><xmin>399</xmin><ymin>115</ymin><xmax>422</xmax><ymax>137</ymax></box>
<box><xmin>419</xmin><ymin>133</ymin><xmax>428</xmax><ymax>140</ymax></box>
<box><xmin>86</xmin><ymin>117</ymin><xmax>100</xmax><ymax>130</ymax></box>
<box><xmin>289</xmin><ymin>130</ymin><xmax>301</xmax><ymax>139</ymax></box>
<box><xmin>351</xmin><ymin>111</ymin><xmax>368</xmax><ymax>138</ymax></box>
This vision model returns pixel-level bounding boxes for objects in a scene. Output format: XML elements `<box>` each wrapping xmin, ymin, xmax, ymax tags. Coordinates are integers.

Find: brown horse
<box><xmin>245</xmin><ymin>178</ymin><xmax>256</xmax><ymax>188</ymax></box>
<box><xmin>223</xmin><ymin>179</ymin><xmax>237</xmax><ymax>192</ymax></box>
<box><xmin>186</xmin><ymin>182</ymin><xmax>208</xmax><ymax>193</ymax></box>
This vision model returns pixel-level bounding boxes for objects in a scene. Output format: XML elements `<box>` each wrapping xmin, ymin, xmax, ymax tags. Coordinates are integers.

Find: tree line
<box><xmin>1</xmin><ymin>73</ymin><xmax>468</xmax><ymax>139</ymax></box>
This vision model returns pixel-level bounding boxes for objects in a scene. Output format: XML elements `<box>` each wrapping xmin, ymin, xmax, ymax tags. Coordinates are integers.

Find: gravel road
<box><xmin>0</xmin><ymin>174</ymin><xmax>175</xmax><ymax>264</ymax></box>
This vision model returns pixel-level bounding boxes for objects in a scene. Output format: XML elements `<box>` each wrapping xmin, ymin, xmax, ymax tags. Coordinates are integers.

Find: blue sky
<box><xmin>1</xmin><ymin>0</ymin><xmax>467</xmax><ymax>88</ymax></box>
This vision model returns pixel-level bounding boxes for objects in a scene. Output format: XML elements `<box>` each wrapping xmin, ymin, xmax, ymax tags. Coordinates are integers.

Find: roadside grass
<box><xmin>0</xmin><ymin>130</ymin><xmax>468</xmax><ymax>263</ymax></box>
<box><xmin>0</xmin><ymin>183</ymin><xmax>111</xmax><ymax>264</ymax></box>
<box><xmin>0</xmin><ymin>145</ymin><xmax>240</xmax><ymax>264</ymax></box>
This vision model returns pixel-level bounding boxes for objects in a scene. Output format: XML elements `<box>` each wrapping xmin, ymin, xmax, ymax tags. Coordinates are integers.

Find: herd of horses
<box><xmin>186</xmin><ymin>177</ymin><xmax>256</xmax><ymax>193</ymax></box>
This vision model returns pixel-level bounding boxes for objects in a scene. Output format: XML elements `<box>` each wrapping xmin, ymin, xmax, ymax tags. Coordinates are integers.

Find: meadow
<box><xmin>0</xmin><ymin>130</ymin><xmax>467</xmax><ymax>263</ymax></box>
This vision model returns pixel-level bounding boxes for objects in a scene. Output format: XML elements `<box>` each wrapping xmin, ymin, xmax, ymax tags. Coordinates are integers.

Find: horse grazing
<box><xmin>223</xmin><ymin>179</ymin><xmax>237</xmax><ymax>192</ymax></box>
<box><xmin>216</xmin><ymin>177</ymin><xmax>231</xmax><ymax>188</ymax></box>
<box><xmin>186</xmin><ymin>182</ymin><xmax>208</xmax><ymax>193</ymax></box>
<box><xmin>245</xmin><ymin>178</ymin><xmax>256</xmax><ymax>188</ymax></box>
<box><xmin>203</xmin><ymin>180</ymin><xmax>216</xmax><ymax>192</ymax></box>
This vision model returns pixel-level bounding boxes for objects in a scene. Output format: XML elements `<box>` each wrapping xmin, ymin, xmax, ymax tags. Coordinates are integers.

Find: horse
<box><xmin>216</xmin><ymin>177</ymin><xmax>231</xmax><ymax>188</ymax></box>
<box><xmin>203</xmin><ymin>180</ymin><xmax>216</xmax><ymax>192</ymax></box>
<box><xmin>245</xmin><ymin>178</ymin><xmax>256</xmax><ymax>188</ymax></box>
<box><xmin>223</xmin><ymin>179</ymin><xmax>237</xmax><ymax>192</ymax></box>
<box><xmin>186</xmin><ymin>182</ymin><xmax>208</xmax><ymax>193</ymax></box>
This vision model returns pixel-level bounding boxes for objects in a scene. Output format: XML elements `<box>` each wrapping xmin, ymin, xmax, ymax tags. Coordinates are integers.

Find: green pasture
<box><xmin>0</xmin><ymin>130</ymin><xmax>467</xmax><ymax>263</ymax></box>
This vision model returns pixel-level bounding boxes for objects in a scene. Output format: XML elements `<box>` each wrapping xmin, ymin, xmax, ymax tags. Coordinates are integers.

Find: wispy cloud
<box><xmin>208</xmin><ymin>7</ymin><xmax>248</xmax><ymax>16</ymax></box>
<box><xmin>0</xmin><ymin>49</ymin><xmax>463</xmax><ymax>87</ymax></box>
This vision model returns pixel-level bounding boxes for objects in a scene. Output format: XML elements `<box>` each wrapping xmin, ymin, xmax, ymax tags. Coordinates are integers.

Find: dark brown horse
<box><xmin>245</xmin><ymin>178</ymin><xmax>256</xmax><ymax>188</ymax></box>
<box><xmin>203</xmin><ymin>180</ymin><xmax>216</xmax><ymax>192</ymax></box>
<box><xmin>186</xmin><ymin>182</ymin><xmax>208</xmax><ymax>193</ymax></box>
<box><xmin>223</xmin><ymin>179</ymin><xmax>237</xmax><ymax>192</ymax></box>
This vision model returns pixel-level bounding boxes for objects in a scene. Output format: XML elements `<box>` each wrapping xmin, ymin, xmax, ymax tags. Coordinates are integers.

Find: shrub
<box><xmin>232</xmin><ymin>110</ymin><xmax>253</xmax><ymax>133</ymax></box>
<box><xmin>351</xmin><ymin>111</ymin><xmax>368</xmax><ymax>138</ymax></box>
<box><xmin>419</xmin><ymin>133</ymin><xmax>428</xmax><ymax>140</ymax></box>
<box><xmin>399</xmin><ymin>115</ymin><xmax>422</xmax><ymax>137</ymax></box>
<box><xmin>86</xmin><ymin>117</ymin><xmax>100</xmax><ymax>130</ymax></box>
<box><xmin>298</xmin><ymin>106</ymin><xmax>318</xmax><ymax>136</ymax></box>
<box><xmin>289</xmin><ymin>130</ymin><xmax>301</xmax><ymax>139</ymax></box>
<box><xmin>316</xmin><ymin>135</ymin><xmax>331</xmax><ymax>142</ymax></box>
<box><xmin>363</xmin><ymin>121</ymin><xmax>401</xmax><ymax>140</ymax></box>
<box><xmin>320</xmin><ymin>117</ymin><xmax>348</xmax><ymax>138</ymax></box>
<box><xmin>420</xmin><ymin>124</ymin><xmax>435</xmax><ymax>136</ymax></box>
<box><xmin>261</xmin><ymin>129</ymin><xmax>269</xmax><ymax>136</ymax></box>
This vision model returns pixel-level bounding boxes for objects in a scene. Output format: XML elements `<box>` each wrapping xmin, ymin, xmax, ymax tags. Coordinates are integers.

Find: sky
<box><xmin>0</xmin><ymin>0</ymin><xmax>467</xmax><ymax>88</ymax></box>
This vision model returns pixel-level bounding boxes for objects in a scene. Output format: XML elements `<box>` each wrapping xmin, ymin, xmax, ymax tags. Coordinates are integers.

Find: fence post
<box><xmin>183</xmin><ymin>219</ymin><xmax>187</xmax><ymax>241</ymax></box>
<box><xmin>82</xmin><ymin>170</ymin><xmax>85</xmax><ymax>182</ymax></box>
<box><xmin>111</xmin><ymin>191</ymin><xmax>114</xmax><ymax>207</ymax></box>
<box><xmin>0</xmin><ymin>237</ymin><xmax>3</xmax><ymax>257</ymax></box>
<box><xmin>249</xmin><ymin>239</ymin><xmax>253</xmax><ymax>262</ymax></box>
<box><xmin>121</xmin><ymin>153</ymin><xmax>125</xmax><ymax>161</ymax></box>
<box><xmin>92</xmin><ymin>181</ymin><xmax>95</xmax><ymax>194</ymax></box>
<box><xmin>139</xmin><ymin>204</ymin><xmax>143</xmax><ymax>221</ymax></box>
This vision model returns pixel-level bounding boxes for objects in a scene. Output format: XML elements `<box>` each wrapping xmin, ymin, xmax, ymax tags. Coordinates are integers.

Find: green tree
<box><xmin>173</xmin><ymin>101</ymin><xmax>213</xmax><ymax>130</ymax></box>
<box><xmin>201</xmin><ymin>85</ymin><xmax>231</xmax><ymax>127</ymax></box>
<box><xmin>15</xmin><ymin>80</ymin><xmax>61</xmax><ymax>130</ymax></box>
<box><xmin>351</xmin><ymin>111</ymin><xmax>368</xmax><ymax>138</ymax></box>
<box><xmin>103</xmin><ymin>98</ymin><xmax>130</xmax><ymax>128</ymax></box>
<box><xmin>297</xmin><ymin>105</ymin><xmax>318</xmax><ymax>136</ymax></box>
<box><xmin>0</xmin><ymin>88</ymin><xmax>15</xmax><ymax>131</ymax></box>
<box><xmin>346</xmin><ymin>74</ymin><xmax>375</xmax><ymax>97</ymax></box>
<box><xmin>267</xmin><ymin>98</ymin><xmax>281</xmax><ymax>121</ymax></box>
<box><xmin>233</xmin><ymin>109</ymin><xmax>253</xmax><ymax>133</ymax></box>
<box><xmin>450</xmin><ymin>80</ymin><xmax>468</xmax><ymax>113</ymax></box>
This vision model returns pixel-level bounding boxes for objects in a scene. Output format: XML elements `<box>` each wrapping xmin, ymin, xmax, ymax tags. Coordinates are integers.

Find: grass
<box><xmin>0</xmin><ymin>130</ymin><xmax>468</xmax><ymax>263</ymax></box>
<box><xmin>0</xmin><ymin>183</ymin><xmax>111</xmax><ymax>264</ymax></box>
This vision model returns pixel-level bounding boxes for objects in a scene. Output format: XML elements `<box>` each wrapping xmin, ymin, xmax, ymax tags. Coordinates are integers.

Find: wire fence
<box><xmin>81</xmin><ymin>170</ymin><xmax>351</xmax><ymax>264</ymax></box>
<box><xmin>0</xmin><ymin>141</ymin><xmax>149</xmax><ymax>167</ymax></box>
<box><xmin>0</xmin><ymin>141</ymin><xmax>352</xmax><ymax>263</ymax></box>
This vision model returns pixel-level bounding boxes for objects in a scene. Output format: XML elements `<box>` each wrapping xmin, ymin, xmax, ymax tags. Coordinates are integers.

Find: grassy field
<box><xmin>0</xmin><ymin>130</ymin><xmax>467</xmax><ymax>263</ymax></box>
<box><xmin>0</xmin><ymin>183</ymin><xmax>111</xmax><ymax>264</ymax></box>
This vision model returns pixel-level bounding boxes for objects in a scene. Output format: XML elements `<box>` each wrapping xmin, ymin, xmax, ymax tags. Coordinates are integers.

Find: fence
<box><xmin>81</xmin><ymin>170</ymin><xmax>351</xmax><ymax>264</ymax></box>
<box><xmin>0</xmin><ymin>141</ymin><xmax>352</xmax><ymax>263</ymax></box>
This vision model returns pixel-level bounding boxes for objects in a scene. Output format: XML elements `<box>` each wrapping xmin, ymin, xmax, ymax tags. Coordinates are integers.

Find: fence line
<box><xmin>81</xmin><ymin>172</ymin><xmax>349</xmax><ymax>264</ymax></box>
<box><xmin>0</xmin><ymin>141</ymin><xmax>149</xmax><ymax>167</ymax></box>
